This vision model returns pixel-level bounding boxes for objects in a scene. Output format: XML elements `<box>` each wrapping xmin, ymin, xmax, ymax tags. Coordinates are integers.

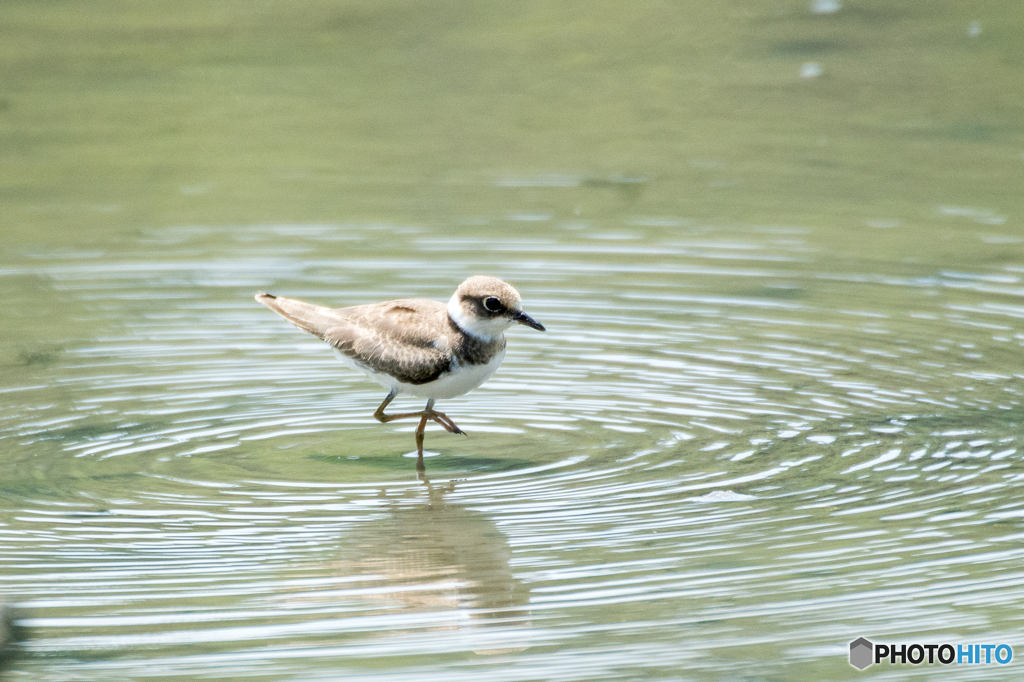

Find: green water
<box><xmin>2</xmin><ymin>1</ymin><xmax>1024</xmax><ymax>680</ymax></box>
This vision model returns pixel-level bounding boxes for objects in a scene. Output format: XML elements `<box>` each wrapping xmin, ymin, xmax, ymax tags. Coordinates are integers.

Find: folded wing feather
<box><xmin>256</xmin><ymin>293</ymin><xmax>452</xmax><ymax>385</ymax></box>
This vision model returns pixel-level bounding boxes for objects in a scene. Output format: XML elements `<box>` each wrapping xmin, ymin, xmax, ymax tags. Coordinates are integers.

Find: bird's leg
<box><xmin>414</xmin><ymin>413</ymin><xmax>428</xmax><ymax>454</ymax></box>
<box><xmin>421</xmin><ymin>399</ymin><xmax>464</xmax><ymax>435</ymax></box>
<box><xmin>372</xmin><ymin>392</ymin><xmax>465</xmax><ymax>436</ymax></box>
<box><xmin>373</xmin><ymin>390</ymin><xmax>429</xmax><ymax>423</ymax></box>
<box><xmin>415</xmin><ymin>413</ymin><xmax>428</xmax><ymax>476</ymax></box>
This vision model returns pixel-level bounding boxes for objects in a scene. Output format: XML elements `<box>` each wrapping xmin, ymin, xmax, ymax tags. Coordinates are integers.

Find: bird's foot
<box><xmin>426</xmin><ymin>409</ymin><xmax>464</xmax><ymax>435</ymax></box>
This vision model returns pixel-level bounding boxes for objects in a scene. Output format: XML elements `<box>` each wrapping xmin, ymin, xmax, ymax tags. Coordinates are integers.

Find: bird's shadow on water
<box><xmin>311</xmin><ymin>450</ymin><xmax>539</xmax><ymax>479</ymax></box>
<box><xmin>329</xmin><ymin>479</ymin><xmax>534</xmax><ymax>652</ymax></box>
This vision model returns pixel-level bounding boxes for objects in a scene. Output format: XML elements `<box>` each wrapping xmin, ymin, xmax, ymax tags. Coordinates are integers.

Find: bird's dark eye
<box><xmin>483</xmin><ymin>296</ymin><xmax>503</xmax><ymax>313</ymax></box>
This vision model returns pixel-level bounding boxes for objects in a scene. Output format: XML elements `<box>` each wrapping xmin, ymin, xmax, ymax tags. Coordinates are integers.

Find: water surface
<box><xmin>2</xmin><ymin>1</ymin><xmax>1023</xmax><ymax>680</ymax></box>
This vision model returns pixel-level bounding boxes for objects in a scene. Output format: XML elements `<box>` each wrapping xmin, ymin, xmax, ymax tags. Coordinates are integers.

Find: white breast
<box><xmin>334</xmin><ymin>346</ymin><xmax>507</xmax><ymax>401</ymax></box>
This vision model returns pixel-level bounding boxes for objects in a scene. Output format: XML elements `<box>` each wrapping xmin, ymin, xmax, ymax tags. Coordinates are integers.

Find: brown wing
<box><xmin>256</xmin><ymin>293</ymin><xmax>452</xmax><ymax>385</ymax></box>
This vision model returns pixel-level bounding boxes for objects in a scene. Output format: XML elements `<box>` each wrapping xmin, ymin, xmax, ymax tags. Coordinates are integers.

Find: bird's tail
<box><xmin>255</xmin><ymin>292</ymin><xmax>345</xmax><ymax>341</ymax></box>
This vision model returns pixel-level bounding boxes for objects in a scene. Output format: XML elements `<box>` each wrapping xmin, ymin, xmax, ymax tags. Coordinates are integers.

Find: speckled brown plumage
<box><xmin>256</xmin><ymin>293</ymin><xmax>505</xmax><ymax>385</ymax></box>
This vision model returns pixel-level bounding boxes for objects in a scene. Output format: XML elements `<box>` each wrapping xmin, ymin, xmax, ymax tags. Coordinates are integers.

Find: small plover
<box><xmin>256</xmin><ymin>276</ymin><xmax>545</xmax><ymax>462</ymax></box>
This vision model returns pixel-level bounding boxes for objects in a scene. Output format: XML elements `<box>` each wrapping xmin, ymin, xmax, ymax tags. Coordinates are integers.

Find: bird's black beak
<box><xmin>514</xmin><ymin>310</ymin><xmax>546</xmax><ymax>332</ymax></box>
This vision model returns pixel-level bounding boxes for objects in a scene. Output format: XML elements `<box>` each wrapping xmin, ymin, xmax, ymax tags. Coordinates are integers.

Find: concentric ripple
<box><xmin>2</xmin><ymin>220</ymin><xmax>1024</xmax><ymax>680</ymax></box>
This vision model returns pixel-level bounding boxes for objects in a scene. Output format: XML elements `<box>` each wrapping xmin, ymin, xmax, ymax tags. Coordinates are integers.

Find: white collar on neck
<box><xmin>447</xmin><ymin>293</ymin><xmax>511</xmax><ymax>341</ymax></box>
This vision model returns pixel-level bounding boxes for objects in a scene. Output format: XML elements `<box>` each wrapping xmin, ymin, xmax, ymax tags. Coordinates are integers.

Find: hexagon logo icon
<box><xmin>849</xmin><ymin>637</ymin><xmax>874</xmax><ymax>670</ymax></box>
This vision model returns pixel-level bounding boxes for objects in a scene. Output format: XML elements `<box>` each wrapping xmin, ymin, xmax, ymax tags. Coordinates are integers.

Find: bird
<box><xmin>256</xmin><ymin>276</ymin><xmax>545</xmax><ymax>464</ymax></box>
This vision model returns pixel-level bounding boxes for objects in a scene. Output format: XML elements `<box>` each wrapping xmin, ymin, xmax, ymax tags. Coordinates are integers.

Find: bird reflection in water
<box><xmin>341</xmin><ymin>479</ymin><xmax>532</xmax><ymax>654</ymax></box>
